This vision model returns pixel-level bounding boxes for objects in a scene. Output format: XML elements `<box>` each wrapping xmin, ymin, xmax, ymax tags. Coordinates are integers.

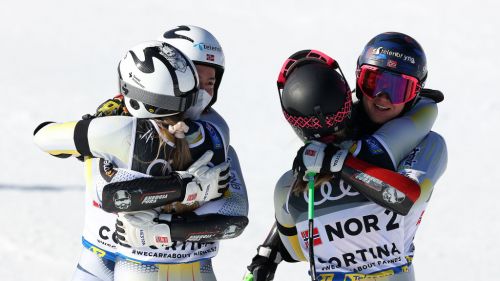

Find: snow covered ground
<box><xmin>1</xmin><ymin>0</ymin><xmax>499</xmax><ymax>280</ymax></box>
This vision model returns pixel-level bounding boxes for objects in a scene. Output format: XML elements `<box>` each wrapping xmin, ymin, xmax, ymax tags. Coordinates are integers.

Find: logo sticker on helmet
<box><xmin>160</xmin><ymin>43</ymin><xmax>188</xmax><ymax>73</ymax></box>
<box><xmin>194</xmin><ymin>43</ymin><xmax>222</xmax><ymax>52</ymax></box>
<box><xmin>387</xmin><ymin>60</ymin><xmax>398</xmax><ymax>68</ymax></box>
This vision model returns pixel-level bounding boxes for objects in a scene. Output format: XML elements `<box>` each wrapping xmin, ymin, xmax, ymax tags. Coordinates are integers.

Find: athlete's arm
<box><xmin>353</xmin><ymin>97</ymin><xmax>438</xmax><ymax>170</ymax></box>
<box><xmin>293</xmin><ymin>97</ymin><xmax>440</xmax><ymax>214</ymax></box>
<box><xmin>340</xmin><ymin>155</ymin><xmax>421</xmax><ymax>215</ymax></box>
<box><xmin>171</xmin><ymin>146</ymin><xmax>249</xmax><ymax>242</ymax></box>
<box><xmin>397</xmin><ymin>131</ymin><xmax>447</xmax><ymax>205</ymax></box>
<box><xmin>243</xmin><ymin>172</ymin><xmax>303</xmax><ymax>281</ymax></box>
<box><xmin>294</xmin><ymin>142</ymin><xmax>421</xmax><ymax>215</ymax></box>
<box><xmin>33</xmin><ymin>116</ymin><xmax>136</xmax><ymax>167</ymax></box>
<box><xmin>273</xmin><ymin>171</ymin><xmax>307</xmax><ymax>263</ymax></box>
<box><xmin>343</xmin><ymin>131</ymin><xmax>447</xmax><ymax>215</ymax></box>
<box><xmin>116</xmin><ymin>146</ymin><xmax>249</xmax><ymax>244</ymax></box>
<box><xmin>168</xmin><ymin>213</ymin><xmax>248</xmax><ymax>242</ymax></box>
<box><xmin>244</xmin><ymin>224</ymin><xmax>297</xmax><ymax>281</ymax></box>
<box><xmin>193</xmin><ymin>146</ymin><xmax>249</xmax><ymax>216</ymax></box>
<box><xmin>100</xmin><ymin>151</ymin><xmax>230</xmax><ymax>212</ymax></box>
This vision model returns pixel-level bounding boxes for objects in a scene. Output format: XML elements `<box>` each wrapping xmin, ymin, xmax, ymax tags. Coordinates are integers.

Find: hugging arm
<box><xmin>116</xmin><ymin>146</ymin><xmax>249</xmax><ymax>247</ymax></box>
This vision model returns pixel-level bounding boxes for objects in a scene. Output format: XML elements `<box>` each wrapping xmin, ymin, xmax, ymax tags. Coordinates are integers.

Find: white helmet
<box><xmin>158</xmin><ymin>25</ymin><xmax>224</xmax><ymax>106</ymax></box>
<box><xmin>118</xmin><ymin>40</ymin><xmax>199</xmax><ymax>118</ymax></box>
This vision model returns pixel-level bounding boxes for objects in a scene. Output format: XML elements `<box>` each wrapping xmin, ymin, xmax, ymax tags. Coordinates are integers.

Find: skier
<box><xmin>34</xmin><ymin>40</ymin><xmax>248</xmax><ymax>281</ymax></box>
<box><xmin>65</xmin><ymin>25</ymin><xmax>248</xmax><ymax>281</ymax></box>
<box><xmin>245</xmin><ymin>33</ymin><xmax>447</xmax><ymax>281</ymax></box>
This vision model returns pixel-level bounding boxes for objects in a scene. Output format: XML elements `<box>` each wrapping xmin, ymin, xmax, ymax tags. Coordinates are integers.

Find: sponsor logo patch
<box><xmin>156</xmin><ymin>236</ymin><xmax>169</xmax><ymax>244</ymax></box>
<box><xmin>305</xmin><ymin>149</ymin><xmax>316</xmax><ymax>156</ymax></box>
<box><xmin>188</xmin><ymin>233</ymin><xmax>216</xmax><ymax>241</ymax></box>
<box><xmin>113</xmin><ymin>190</ymin><xmax>132</xmax><ymax>210</ymax></box>
<box><xmin>205</xmin><ymin>123</ymin><xmax>222</xmax><ymax>149</ymax></box>
<box><xmin>365</xmin><ymin>137</ymin><xmax>384</xmax><ymax>155</ymax></box>
<box><xmin>187</xmin><ymin>193</ymin><xmax>197</xmax><ymax>201</ymax></box>
<box><xmin>141</xmin><ymin>193</ymin><xmax>169</xmax><ymax>204</ymax></box>
<box><xmin>382</xmin><ymin>187</ymin><xmax>406</xmax><ymax>204</ymax></box>
<box><xmin>99</xmin><ymin>159</ymin><xmax>117</xmax><ymax>182</ymax></box>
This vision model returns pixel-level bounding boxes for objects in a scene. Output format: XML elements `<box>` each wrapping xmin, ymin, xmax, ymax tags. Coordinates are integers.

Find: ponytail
<box><xmin>154</xmin><ymin>116</ymin><xmax>193</xmax><ymax>171</ymax></box>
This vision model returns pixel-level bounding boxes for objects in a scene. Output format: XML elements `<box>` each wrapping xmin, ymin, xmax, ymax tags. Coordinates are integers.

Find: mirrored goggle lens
<box><xmin>357</xmin><ymin>66</ymin><xmax>419</xmax><ymax>104</ymax></box>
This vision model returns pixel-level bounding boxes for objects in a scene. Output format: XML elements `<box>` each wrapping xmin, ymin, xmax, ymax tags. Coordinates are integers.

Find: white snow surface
<box><xmin>1</xmin><ymin>0</ymin><xmax>499</xmax><ymax>280</ymax></box>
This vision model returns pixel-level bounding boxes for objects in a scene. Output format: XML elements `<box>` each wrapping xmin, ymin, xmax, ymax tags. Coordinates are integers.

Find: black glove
<box><xmin>245</xmin><ymin>246</ymin><xmax>281</xmax><ymax>281</ymax></box>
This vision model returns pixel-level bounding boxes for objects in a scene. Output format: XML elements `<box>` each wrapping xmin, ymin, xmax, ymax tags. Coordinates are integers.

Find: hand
<box><xmin>81</xmin><ymin>96</ymin><xmax>125</xmax><ymax>120</ymax></box>
<box><xmin>244</xmin><ymin>246</ymin><xmax>281</xmax><ymax>281</ymax></box>
<box><xmin>116</xmin><ymin>210</ymin><xmax>173</xmax><ymax>248</ymax></box>
<box><xmin>95</xmin><ymin>97</ymin><xmax>125</xmax><ymax>117</ymax></box>
<box><xmin>292</xmin><ymin>141</ymin><xmax>348</xmax><ymax>180</ymax></box>
<box><xmin>179</xmin><ymin>151</ymin><xmax>230</xmax><ymax>204</ymax></box>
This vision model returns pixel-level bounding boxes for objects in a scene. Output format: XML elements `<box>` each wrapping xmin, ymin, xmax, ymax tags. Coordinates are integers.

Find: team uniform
<box><xmin>34</xmin><ymin>110</ymin><xmax>248</xmax><ymax>281</ymax></box>
<box><xmin>274</xmin><ymin>98</ymin><xmax>447</xmax><ymax>281</ymax></box>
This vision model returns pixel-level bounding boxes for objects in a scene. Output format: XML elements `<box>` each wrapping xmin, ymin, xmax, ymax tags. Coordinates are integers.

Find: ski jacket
<box><xmin>275</xmin><ymin>132</ymin><xmax>446</xmax><ymax>279</ymax></box>
<box><xmin>34</xmin><ymin>114</ymin><xmax>249</xmax><ymax>264</ymax></box>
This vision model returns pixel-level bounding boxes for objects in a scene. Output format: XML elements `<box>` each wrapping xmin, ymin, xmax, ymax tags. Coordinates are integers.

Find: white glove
<box><xmin>179</xmin><ymin>151</ymin><xmax>230</xmax><ymax>204</ymax></box>
<box><xmin>294</xmin><ymin>140</ymin><xmax>348</xmax><ymax>181</ymax></box>
<box><xmin>300</xmin><ymin>141</ymin><xmax>327</xmax><ymax>174</ymax></box>
<box><xmin>116</xmin><ymin>210</ymin><xmax>173</xmax><ymax>248</ymax></box>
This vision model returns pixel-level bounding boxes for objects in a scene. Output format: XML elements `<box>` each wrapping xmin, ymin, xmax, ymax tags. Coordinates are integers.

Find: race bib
<box><xmin>296</xmin><ymin>203</ymin><xmax>407</xmax><ymax>274</ymax></box>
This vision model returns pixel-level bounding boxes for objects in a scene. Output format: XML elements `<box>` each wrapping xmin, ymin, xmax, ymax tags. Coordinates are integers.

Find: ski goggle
<box><xmin>357</xmin><ymin>65</ymin><xmax>421</xmax><ymax>104</ymax></box>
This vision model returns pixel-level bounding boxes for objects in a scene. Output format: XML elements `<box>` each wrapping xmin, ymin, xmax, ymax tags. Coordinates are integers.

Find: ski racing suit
<box><xmin>256</xmin><ymin>97</ymin><xmax>447</xmax><ymax>281</ymax></box>
<box><xmin>34</xmin><ymin>111</ymin><xmax>249</xmax><ymax>281</ymax></box>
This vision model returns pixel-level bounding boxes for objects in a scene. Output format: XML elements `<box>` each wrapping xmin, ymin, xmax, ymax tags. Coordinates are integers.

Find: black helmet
<box><xmin>356</xmin><ymin>32</ymin><xmax>427</xmax><ymax>102</ymax></box>
<box><xmin>277</xmin><ymin>50</ymin><xmax>352</xmax><ymax>141</ymax></box>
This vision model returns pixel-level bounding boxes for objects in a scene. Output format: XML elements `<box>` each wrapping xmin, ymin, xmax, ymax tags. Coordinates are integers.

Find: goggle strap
<box><xmin>277</xmin><ymin>50</ymin><xmax>339</xmax><ymax>90</ymax></box>
<box><xmin>119</xmin><ymin>79</ymin><xmax>198</xmax><ymax>112</ymax></box>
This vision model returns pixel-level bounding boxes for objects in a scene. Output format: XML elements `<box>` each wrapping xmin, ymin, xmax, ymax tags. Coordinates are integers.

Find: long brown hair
<box><xmin>291</xmin><ymin>173</ymin><xmax>334</xmax><ymax>195</ymax></box>
<box><xmin>154</xmin><ymin>114</ymin><xmax>197</xmax><ymax>214</ymax></box>
<box><xmin>153</xmin><ymin>114</ymin><xmax>193</xmax><ymax>171</ymax></box>
<box><xmin>291</xmin><ymin>130</ymin><xmax>348</xmax><ymax>195</ymax></box>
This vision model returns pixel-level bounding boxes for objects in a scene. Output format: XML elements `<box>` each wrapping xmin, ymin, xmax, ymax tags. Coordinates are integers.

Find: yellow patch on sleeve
<box><xmin>287</xmin><ymin>235</ymin><xmax>306</xmax><ymax>261</ymax></box>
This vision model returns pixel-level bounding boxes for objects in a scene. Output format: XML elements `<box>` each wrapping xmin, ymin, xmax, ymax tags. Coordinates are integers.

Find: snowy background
<box><xmin>1</xmin><ymin>0</ymin><xmax>499</xmax><ymax>280</ymax></box>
